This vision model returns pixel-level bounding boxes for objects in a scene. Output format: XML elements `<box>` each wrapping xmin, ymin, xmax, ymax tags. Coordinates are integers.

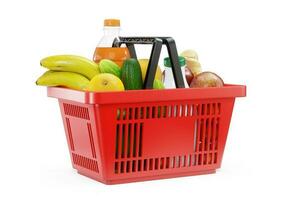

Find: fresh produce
<box><xmin>99</xmin><ymin>59</ymin><xmax>121</xmax><ymax>78</ymax></box>
<box><xmin>190</xmin><ymin>71</ymin><xmax>224</xmax><ymax>88</ymax></box>
<box><xmin>153</xmin><ymin>79</ymin><xmax>165</xmax><ymax>89</ymax></box>
<box><xmin>121</xmin><ymin>58</ymin><xmax>143</xmax><ymax>90</ymax></box>
<box><xmin>180</xmin><ymin>49</ymin><xmax>199</xmax><ymax>61</ymax></box>
<box><xmin>153</xmin><ymin>79</ymin><xmax>166</xmax><ymax>116</ymax></box>
<box><xmin>185</xmin><ymin>67</ymin><xmax>194</xmax><ymax>86</ymax></box>
<box><xmin>87</xmin><ymin>73</ymin><xmax>124</xmax><ymax>92</ymax></box>
<box><xmin>180</xmin><ymin>49</ymin><xmax>202</xmax><ymax>76</ymax></box>
<box><xmin>36</xmin><ymin>71</ymin><xmax>89</xmax><ymax>90</ymax></box>
<box><xmin>40</xmin><ymin>55</ymin><xmax>100</xmax><ymax>80</ymax></box>
<box><xmin>138</xmin><ymin>59</ymin><xmax>162</xmax><ymax>81</ymax></box>
<box><xmin>185</xmin><ymin>58</ymin><xmax>202</xmax><ymax>76</ymax></box>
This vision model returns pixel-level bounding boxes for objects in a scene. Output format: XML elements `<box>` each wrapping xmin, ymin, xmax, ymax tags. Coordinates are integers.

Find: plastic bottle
<box><xmin>163</xmin><ymin>56</ymin><xmax>188</xmax><ymax>89</ymax></box>
<box><xmin>93</xmin><ymin>19</ymin><xmax>130</xmax><ymax>67</ymax></box>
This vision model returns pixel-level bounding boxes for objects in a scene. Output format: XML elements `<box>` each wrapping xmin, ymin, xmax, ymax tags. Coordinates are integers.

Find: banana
<box><xmin>40</xmin><ymin>55</ymin><xmax>100</xmax><ymax>80</ymax></box>
<box><xmin>36</xmin><ymin>71</ymin><xmax>90</xmax><ymax>90</ymax></box>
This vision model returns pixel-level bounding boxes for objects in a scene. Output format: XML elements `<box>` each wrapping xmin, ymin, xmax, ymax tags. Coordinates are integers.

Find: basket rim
<box><xmin>47</xmin><ymin>84</ymin><xmax>246</xmax><ymax>104</ymax></box>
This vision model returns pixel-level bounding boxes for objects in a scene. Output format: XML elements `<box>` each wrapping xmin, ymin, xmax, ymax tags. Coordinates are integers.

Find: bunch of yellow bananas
<box><xmin>36</xmin><ymin>55</ymin><xmax>100</xmax><ymax>90</ymax></box>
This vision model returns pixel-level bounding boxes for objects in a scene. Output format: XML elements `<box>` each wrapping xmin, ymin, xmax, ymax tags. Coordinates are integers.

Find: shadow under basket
<box><xmin>47</xmin><ymin>84</ymin><xmax>246</xmax><ymax>184</ymax></box>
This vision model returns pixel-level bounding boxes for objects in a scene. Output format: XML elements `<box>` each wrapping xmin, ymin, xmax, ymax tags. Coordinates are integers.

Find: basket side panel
<box><xmin>58</xmin><ymin>99</ymin><xmax>103</xmax><ymax>180</ymax></box>
<box><xmin>216</xmin><ymin>98</ymin><xmax>235</xmax><ymax>167</ymax></box>
<box><xmin>97</xmin><ymin>98</ymin><xmax>235</xmax><ymax>183</ymax></box>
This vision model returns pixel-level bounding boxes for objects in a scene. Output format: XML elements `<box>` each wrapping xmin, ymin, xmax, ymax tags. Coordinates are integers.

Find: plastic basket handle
<box><xmin>113</xmin><ymin>37</ymin><xmax>185</xmax><ymax>89</ymax></box>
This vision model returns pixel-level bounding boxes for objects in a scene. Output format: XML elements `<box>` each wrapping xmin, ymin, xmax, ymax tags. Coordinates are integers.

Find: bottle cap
<box><xmin>164</xmin><ymin>56</ymin><xmax>185</xmax><ymax>68</ymax></box>
<box><xmin>104</xmin><ymin>19</ymin><xmax>120</xmax><ymax>27</ymax></box>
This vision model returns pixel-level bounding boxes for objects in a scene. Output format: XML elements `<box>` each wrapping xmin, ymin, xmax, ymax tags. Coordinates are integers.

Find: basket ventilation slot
<box><xmin>193</xmin><ymin>116</ymin><xmax>220</xmax><ymax>165</ymax></box>
<box><xmin>87</xmin><ymin>123</ymin><xmax>96</xmax><ymax>158</ymax></box>
<box><xmin>72</xmin><ymin>153</ymin><xmax>99</xmax><ymax>173</ymax></box>
<box><xmin>63</xmin><ymin>103</ymin><xmax>90</xmax><ymax>120</ymax></box>
<box><xmin>194</xmin><ymin>103</ymin><xmax>221</xmax><ymax>116</ymax></box>
<box><xmin>115</xmin><ymin>123</ymin><xmax>143</xmax><ymax>159</ymax></box>
<box><xmin>65</xmin><ymin>118</ymin><xmax>75</xmax><ymax>151</ymax></box>
<box><xmin>116</xmin><ymin>103</ymin><xmax>221</xmax><ymax>121</ymax></box>
<box><xmin>114</xmin><ymin>152</ymin><xmax>218</xmax><ymax>174</ymax></box>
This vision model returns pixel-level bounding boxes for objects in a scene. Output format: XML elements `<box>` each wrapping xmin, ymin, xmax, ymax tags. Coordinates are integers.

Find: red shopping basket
<box><xmin>47</xmin><ymin>84</ymin><xmax>246</xmax><ymax>184</ymax></box>
<box><xmin>45</xmin><ymin>37</ymin><xmax>246</xmax><ymax>184</ymax></box>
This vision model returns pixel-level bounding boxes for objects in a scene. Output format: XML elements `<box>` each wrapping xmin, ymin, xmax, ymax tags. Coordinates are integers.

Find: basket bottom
<box><xmin>77</xmin><ymin>169</ymin><xmax>216</xmax><ymax>185</ymax></box>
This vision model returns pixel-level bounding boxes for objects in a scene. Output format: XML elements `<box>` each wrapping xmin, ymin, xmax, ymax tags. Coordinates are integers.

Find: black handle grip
<box><xmin>113</xmin><ymin>37</ymin><xmax>185</xmax><ymax>89</ymax></box>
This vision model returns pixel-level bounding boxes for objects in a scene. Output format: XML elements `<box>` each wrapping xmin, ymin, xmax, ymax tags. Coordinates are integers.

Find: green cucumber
<box><xmin>121</xmin><ymin>58</ymin><xmax>143</xmax><ymax>90</ymax></box>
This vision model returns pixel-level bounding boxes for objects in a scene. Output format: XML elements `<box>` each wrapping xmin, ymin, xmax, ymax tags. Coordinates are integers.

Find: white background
<box><xmin>0</xmin><ymin>0</ymin><xmax>285</xmax><ymax>199</ymax></box>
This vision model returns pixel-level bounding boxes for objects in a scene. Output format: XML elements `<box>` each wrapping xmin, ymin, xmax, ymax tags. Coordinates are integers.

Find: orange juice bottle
<box><xmin>93</xmin><ymin>19</ymin><xmax>130</xmax><ymax>67</ymax></box>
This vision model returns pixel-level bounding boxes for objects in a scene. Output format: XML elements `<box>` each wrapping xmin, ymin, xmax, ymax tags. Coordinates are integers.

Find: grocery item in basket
<box><xmin>190</xmin><ymin>71</ymin><xmax>224</xmax><ymax>88</ymax></box>
<box><xmin>94</xmin><ymin>48</ymin><xmax>130</xmax><ymax>68</ymax></box>
<box><xmin>153</xmin><ymin>79</ymin><xmax>165</xmax><ymax>89</ymax></box>
<box><xmin>40</xmin><ymin>55</ymin><xmax>99</xmax><ymax>80</ymax></box>
<box><xmin>180</xmin><ymin>49</ymin><xmax>202</xmax><ymax>76</ymax></box>
<box><xmin>138</xmin><ymin>59</ymin><xmax>162</xmax><ymax>81</ymax></box>
<box><xmin>93</xmin><ymin>19</ymin><xmax>130</xmax><ymax>67</ymax></box>
<box><xmin>185</xmin><ymin>67</ymin><xmax>194</xmax><ymax>86</ymax></box>
<box><xmin>163</xmin><ymin>56</ymin><xmax>188</xmax><ymax>88</ymax></box>
<box><xmin>87</xmin><ymin>73</ymin><xmax>124</xmax><ymax>92</ymax></box>
<box><xmin>99</xmin><ymin>59</ymin><xmax>121</xmax><ymax>78</ymax></box>
<box><xmin>185</xmin><ymin>58</ymin><xmax>202</xmax><ymax>76</ymax></box>
<box><xmin>121</xmin><ymin>58</ymin><xmax>143</xmax><ymax>90</ymax></box>
<box><xmin>180</xmin><ymin>49</ymin><xmax>199</xmax><ymax>60</ymax></box>
<box><xmin>36</xmin><ymin>71</ymin><xmax>89</xmax><ymax>90</ymax></box>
